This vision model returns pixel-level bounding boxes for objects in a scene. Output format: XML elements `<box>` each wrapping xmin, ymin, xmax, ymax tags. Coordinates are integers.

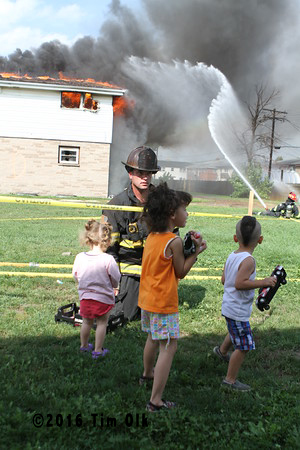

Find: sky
<box><xmin>0</xmin><ymin>0</ymin><xmax>141</xmax><ymax>56</ymax></box>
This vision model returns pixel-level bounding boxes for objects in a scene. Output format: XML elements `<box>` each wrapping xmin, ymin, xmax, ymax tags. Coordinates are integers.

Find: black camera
<box><xmin>183</xmin><ymin>232</ymin><xmax>196</xmax><ymax>257</ymax></box>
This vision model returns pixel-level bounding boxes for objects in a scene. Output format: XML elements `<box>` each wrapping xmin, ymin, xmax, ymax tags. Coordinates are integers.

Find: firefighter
<box><xmin>255</xmin><ymin>192</ymin><xmax>299</xmax><ymax>218</ymax></box>
<box><xmin>102</xmin><ymin>146</ymin><xmax>160</xmax><ymax>322</ymax></box>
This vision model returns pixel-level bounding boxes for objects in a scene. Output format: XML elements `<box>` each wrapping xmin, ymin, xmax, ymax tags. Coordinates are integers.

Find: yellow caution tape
<box><xmin>0</xmin><ymin>271</ymin><xmax>73</xmax><ymax>278</ymax></box>
<box><xmin>0</xmin><ymin>217</ymin><xmax>97</xmax><ymax>222</ymax></box>
<box><xmin>1</xmin><ymin>262</ymin><xmax>299</xmax><ymax>276</ymax></box>
<box><xmin>0</xmin><ymin>262</ymin><xmax>73</xmax><ymax>268</ymax></box>
<box><xmin>0</xmin><ymin>270</ymin><xmax>299</xmax><ymax>282</ymax></box>
<box><xmin>188</xmin><ymin>212</ymin><xmax>241</xmax><ymax>218</ymax></box>
<box><xmin>1</xmin><ymin>196</ymin><xmax>300</xmax><ymax>221</ymax></box>
<box><xmin>0</xmin><ymin>261</ymin><xmax>222</xmax><ymax>273</ymax></box>
<box><xmin>0</xmin><ymin>195</ymin><xmax>274</xmax><ymax>219</ymax></box>
<box><xmin>0</xmin><ymin>196</ymin><xmax>142</xmax><ymax>212</ymax></box>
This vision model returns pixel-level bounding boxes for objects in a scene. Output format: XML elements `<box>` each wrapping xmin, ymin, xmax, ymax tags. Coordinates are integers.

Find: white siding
<box><xmin>0</xmin><ymin>87</ymin><xmax>114</xmax><ymax>143</ymax></box>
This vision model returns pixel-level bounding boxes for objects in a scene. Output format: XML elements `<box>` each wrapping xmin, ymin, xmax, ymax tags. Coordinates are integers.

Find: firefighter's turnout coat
<box><xmin>271</xmin><ymin>198</ymin><xmax>299</xmax><ymax>218</ymax></box>
<box><xmin>103</xmin><ymin>182</ymin><xmax>151</xmax><ymax>276</ymax></box>
<box><xmin>102</xmin><ymin>183</ymin><xmax>151</xmax><ymax>320</ymax></box>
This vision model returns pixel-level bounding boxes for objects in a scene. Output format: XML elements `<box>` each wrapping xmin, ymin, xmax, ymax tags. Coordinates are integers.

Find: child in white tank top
<box><xmin>213</xmin><ymin>216</ymin><xmax>276</xmax><ymax>391</ymax></box>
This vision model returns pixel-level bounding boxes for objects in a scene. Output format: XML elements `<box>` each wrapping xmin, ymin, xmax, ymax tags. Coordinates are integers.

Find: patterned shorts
<box><xmin>225</xmin><ymin>317</ymin><xmax>255</xmax><ymax>351</ymax></box>
<box><xmin>141</xmin><ymin>309</ymin><xmax>180</xmax><ymax>341</ymax></box>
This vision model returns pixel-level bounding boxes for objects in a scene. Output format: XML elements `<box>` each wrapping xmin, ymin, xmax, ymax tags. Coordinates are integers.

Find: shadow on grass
<box><xmin>0</xmin><ymin>323</ymin><xmax>299</xmax><ymax>449</ymax></box>
<box><xmin>178</xmin><ymin>283</ymin><xmax>206</xmax><ymax>307</ymax></box>
<box><xmin>0</xmin><ymin>291</ymin><xmax>26</xmax><ymax>298</ymax></box>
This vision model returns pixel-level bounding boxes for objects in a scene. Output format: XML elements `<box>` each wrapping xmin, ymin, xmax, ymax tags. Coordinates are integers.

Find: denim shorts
<box><xmin>225</xmin><ymin>316</ymin><xmax>255</xmax><ymax>351</ymax></box>
<box><xmin>141</xmin><ymin>309</ymin><xmax>180</xmax><ymax>341</ymax></box>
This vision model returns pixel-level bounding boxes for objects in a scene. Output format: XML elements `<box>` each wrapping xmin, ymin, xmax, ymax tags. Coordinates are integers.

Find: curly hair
<box><xmin>143</xmin><ymin>182</ymin><xmax>192</xmax><ymax>232</ymax></box>
<box><xmin>80</xmin><ymin>219</ymin><xmax>112</xmax><ymax>251</ymax></box>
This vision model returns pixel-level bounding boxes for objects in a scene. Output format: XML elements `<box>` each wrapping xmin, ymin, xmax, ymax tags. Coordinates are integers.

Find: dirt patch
<box><xmin>15</xmin><ymin>306</ymin><xmax>28</xmax><ymax>320</ymax></box>
<box><xmin>293</xmin><ymin>351</ymin><xmax>300</xmax><ymax>360</ymax></box>
<box><xmin>193</xmin><ymin>194</ymin><xmax>274</xmax><ymax>210</ymax></box>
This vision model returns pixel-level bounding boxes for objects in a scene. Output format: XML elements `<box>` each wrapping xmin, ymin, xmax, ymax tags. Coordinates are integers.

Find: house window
<box><xmin>58</xmin><ymin>146</ymin><xmax>80</xmax><ymax>166</ymax></box>
<box><xmin>61</xmin><ymin>92</ymin><xmax>81</xmax><ymax>109</ymax></box>
<box><xmin>83</xmin><ymin>93</ymin><xmax>98</xmax><ymax>110</ymax></box>
<box><xmin>61</xmin><ymin>91</ymin><xmax>99</xmax><ymax>111</ymax></box>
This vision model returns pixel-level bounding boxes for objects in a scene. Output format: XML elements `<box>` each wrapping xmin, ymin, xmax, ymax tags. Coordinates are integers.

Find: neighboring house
<box><xmin>271</xmin><ymin>159</ymin><xmax>300</xmax><ymax>185</ymax></box>
<box><xmin>158</xmin><ymin>160</ymin><xmax>190</xmax><ymax>180</ymax></box>
<box><xmin>0</xmin><ymin>73</ymin><xmax>125</xmax><ymax>197</ymax></box>
<box><xmin>158</xmin><ymin>158</ymin><xmax>233</xmax><ymax>181</ymax></box>
<box><xmin>186</xmin><ymin>159</ymin><xmax>233</xmax><ymax>181</ymax></box>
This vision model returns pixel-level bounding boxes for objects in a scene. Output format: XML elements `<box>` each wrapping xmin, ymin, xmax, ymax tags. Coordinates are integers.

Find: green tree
<box><xmin>156</xmin><ymin>171</ymin><xmax>175</xmax><ymax>183</ymax></box>
<box><xmin>230</xmin><ymin>163</ymin><xmax>273</xmax><ymax>199</ymax></box>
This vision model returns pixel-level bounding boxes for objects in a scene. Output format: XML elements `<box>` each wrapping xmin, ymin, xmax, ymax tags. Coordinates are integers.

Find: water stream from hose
<box><xmin>208</xmin><ymin>69</ymin><xmax>267</xmax><ymax>210</ymax></box>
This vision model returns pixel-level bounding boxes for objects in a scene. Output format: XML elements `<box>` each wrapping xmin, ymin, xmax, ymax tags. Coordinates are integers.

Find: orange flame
<box><xmin>0</xmin><ymin>72</ymin><xmax>58</xmax><ymax>82</ymax></box>
<box><xmin>113</xmin><ymin>96</ymin><xmax>135</xmax><ymax>116</ymax></box>
<box><xmin>58</xmin><ymin>72</ymin><xmax>122</xmax><ymax>89</ymax></box>
<box><xmin>61</xmin><ymin>91</ymin><xmax>81</xmax><ymax>108</ymax></box>
<box><xmin>83</xmin><ymin>92</ymin><xmax>98</xmax><ymax>110</ymax></box>
<box><xmin>0</xmin><ymin>71</ymin><xmax>123</xmax><ymax>90</ymax></box>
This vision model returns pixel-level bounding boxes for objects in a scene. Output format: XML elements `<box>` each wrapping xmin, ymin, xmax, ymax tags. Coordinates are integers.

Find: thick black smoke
<box><xmin>0</xmin><ymin>0</ymin><xmax>292</xmax><ymax>90</ymax></box>
<box><xmin>0</xmin><ymin>0</ymin><xmax>298</xmax><ymax>193</ymax></box>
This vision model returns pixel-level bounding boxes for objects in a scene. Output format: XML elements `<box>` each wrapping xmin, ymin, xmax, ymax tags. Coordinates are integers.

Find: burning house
<box><xmin>0</xmin><ymin>73</ymin><xmax>125</xmax><ymax>197</ymax></box>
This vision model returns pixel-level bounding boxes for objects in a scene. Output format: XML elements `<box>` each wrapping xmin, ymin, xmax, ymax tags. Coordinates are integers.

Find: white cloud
<box><xmin>35</xmin><ymin>2</ymin><xmax>84</xmax><ymax>22</ymax></box>
<box><xmin>0</xmin><ymin>0</ymin><xmax>40</xmax><ymax>27</ymax></box>
<box><xmin>0</xmin><ymin>26</ymin><xmax>83</xmax><ymax>55</ymax></box>
<box><xmin>0</xmin><ymin>0</ymin><xmax>120</xmax><ymax>56</ymax></box>
<box><xmin>56</xmin><ymin>3</ymin><xmax>82</xmax><ymax>21</ymax></box>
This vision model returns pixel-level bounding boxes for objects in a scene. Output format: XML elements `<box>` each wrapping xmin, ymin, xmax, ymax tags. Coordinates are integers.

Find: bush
<box><xmin>230</xmin><ymin>163</ymin><xmax>273</xmax><ymax>199</ymax></box>
<box><xmin>155</xmin><ymin>171</ymin><xmax>175</xmax><ymax>183</ymax></box>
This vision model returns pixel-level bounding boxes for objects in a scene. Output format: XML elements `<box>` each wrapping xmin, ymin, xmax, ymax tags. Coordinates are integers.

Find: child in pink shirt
<box><xmin>72</xmin><ymin>220</ymin><xmax>120</xmax><ymax>359</ymax></box>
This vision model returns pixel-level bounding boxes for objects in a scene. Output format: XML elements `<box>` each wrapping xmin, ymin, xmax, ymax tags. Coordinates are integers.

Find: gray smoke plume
<box><xmin>1</xmin><ymin>0</ymin><xmax>291</xmax><ymax>89</ymax></box>
<box><xmin>1</xmin><ymin>0</ymin><xmax>299</xmax><ymax>193</ymax></box>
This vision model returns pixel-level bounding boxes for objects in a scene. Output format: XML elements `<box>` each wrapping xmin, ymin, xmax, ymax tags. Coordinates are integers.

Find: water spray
<box><xmin>208</xmin><ymin>68</ymin><xmax>267</xmax><ymax>210</ymax></box>
<box><xmin>209</xmin><ymin>129</ymin><xmax>267</xmax><ymax>210</ymax></box>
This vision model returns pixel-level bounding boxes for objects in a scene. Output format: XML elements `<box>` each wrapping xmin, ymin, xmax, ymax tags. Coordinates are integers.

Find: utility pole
<box><xmin>262</xmin><ymin>108</ymin><xmax>287</xmax><ymax>179</ymax></box>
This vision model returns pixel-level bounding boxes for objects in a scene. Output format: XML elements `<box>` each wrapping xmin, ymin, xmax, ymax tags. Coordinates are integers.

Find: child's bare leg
<box><xmin>225</xmin><ymin>349</ymin><xmax>248</xmax><ymax>383</ymax></box>
<box><xmin>220</xmin><ymin>333</ymin><xmax>232</xmax><ymax>356</ymax></box>
<box><xmin>80</xmin><ymin>318</ymin><xmax>93</xmax><ymax>348</ymax></box>
<box><xmin>150</xmin><ymin>339</ymin><xmax>177</xmax><ymax>406</ymax></box>
<box><xmin>94</xmin><ymin>312</ymin><xmax>110</xmax><ymax>352</ymax></box>
<box><xmin>143</xmin><ymin>334</ymin><xmax>159</xmax><ymax>378</ymax></box>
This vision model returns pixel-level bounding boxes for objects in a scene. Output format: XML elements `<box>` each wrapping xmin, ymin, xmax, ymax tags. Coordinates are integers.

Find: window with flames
<box><xmin>61</xmin><ymin>92</ymin><xmax>99</xmax><ymax>111</ymax></box>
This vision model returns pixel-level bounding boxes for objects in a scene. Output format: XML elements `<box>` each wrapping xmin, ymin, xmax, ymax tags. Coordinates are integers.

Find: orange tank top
<box><xmin>138</xmin><ymin>232</ymin><xmax>179</xmax><ymax>314</ymax></box>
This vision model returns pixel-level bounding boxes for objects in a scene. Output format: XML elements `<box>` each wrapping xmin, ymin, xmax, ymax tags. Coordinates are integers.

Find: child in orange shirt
<box><xmin>138</xmin><ymin>182</ymin><xmax>207</xmax><ymax>412</ymax></box>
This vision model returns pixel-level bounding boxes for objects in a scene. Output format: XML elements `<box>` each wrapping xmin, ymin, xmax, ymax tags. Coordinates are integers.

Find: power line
<box><xmin>262</xmin><ymin>108</ymin><xmax>287</xmax><ymax>178</ymax></box>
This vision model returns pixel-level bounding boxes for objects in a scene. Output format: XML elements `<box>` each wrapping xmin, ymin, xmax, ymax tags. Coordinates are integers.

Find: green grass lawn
<box><xmin>0</xmin><ymin>198</ymin><xmax>300</xmax><ymax>449</ymax></box>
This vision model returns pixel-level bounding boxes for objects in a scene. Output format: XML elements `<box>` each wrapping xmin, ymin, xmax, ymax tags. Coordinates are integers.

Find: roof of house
<box><xmin>158</xmin><ymin>159</ymin><xmax>233</xmax><ymax>169</ymax></box>
<box><xmin>158</xmin><ymin>160</ymin><xmax>191</xmax><ymax>168</ymax></box>
<box><xmin>186</xmin><ymin>159</ymin><xmax>233</xmax><ymax>170</ymax></box>
<box><xmin>0</xmin><ymin>73</ymin><xmax>125</xmax><ymax>96</ymax></box>
<box><xmin>273</xmin><ymin>158</ymin><xmax>300</xmax><ymax>167</ymax></box>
